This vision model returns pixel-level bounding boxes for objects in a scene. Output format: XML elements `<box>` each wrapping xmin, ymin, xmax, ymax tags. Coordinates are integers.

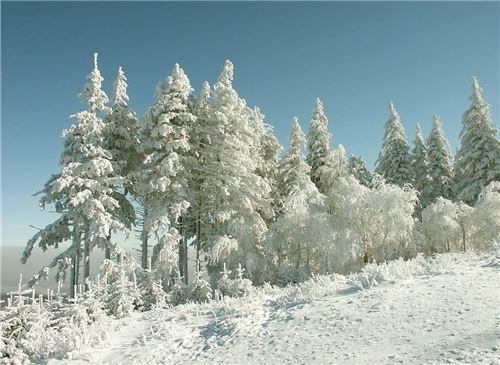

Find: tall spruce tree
<box><xmin>278</xmin><ymin>118</ymin><xmax>312</xmax><ymax>198</ymax></box>
<box><xmin>139</xmin><ymin>63</ymin><xmax>196</xmax><ymax>282</ymax></box>
<box><xmin>307</xmin><ymin>98</ymin><xmax>332</xmax><ymax>193</ymax></box>
<box><xmin>455</xmin><ymin>77</ymin><xmax>500</xmax><ymax>204</ymax></box>
<box><xmin>189</xmin><ymin>81</ymin><xmax>212</xmax><ymax>274</ymax></box>
<box><xmin>427</xmin><ymin>115</ymin><xmax>454</xmax><ymax>203</ymax></box>
<box><xmin>23</xmin><ymin>53</ymin><xmax>130</xmax><ymax>296</ymax></box>
<box><xmin>412</xmin><ymin>123</ymin><xmax>431</xmax><ymax>209</ymax></box>
<box><xmin>348</xmin><ymin>155</ymin><xmax>373</xmax><ymax>188</ymax></box>
<box><xmin>375</xmin><ymin>102</ymin><xmax>413</xmax><ymax>186</ymax></box>
<box><xmin>102</xmin><ymin>66</ymin><xmax>140</xmax><ymax>260</ymax></box>
<box><xmin>269</xmin><ymin>118</ymin><xmax>324</xmax><ymax>275</ymax></box>
<box><xmin>251</xmin><ymin>107</ymin><xmax>283</xmax><ymax>222</ymax></box>
<box><xmin>201</xmin><ymin>60</ymin><xmax>271</xmax><ymax>284</ymax></box>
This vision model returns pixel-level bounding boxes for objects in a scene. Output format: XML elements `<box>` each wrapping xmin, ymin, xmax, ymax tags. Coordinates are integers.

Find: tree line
<box><xmin>23</xmin><ymin>54</ymin><xmax>500</xmax><ymax>295</ymax></box>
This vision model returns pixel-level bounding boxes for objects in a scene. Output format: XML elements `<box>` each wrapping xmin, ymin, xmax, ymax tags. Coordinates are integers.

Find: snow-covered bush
<box><xmin>188</xmin><ymin>272</ymin><xmax>212</xmax><ymax>303</ymax></box>
<box><xmin>331</xmin><ymin>176</ymin><xmax>418</xmax><ymax>269</ymax></box>
<box><xmin>99</xmin><ymin>258</ymin><xmax>142</xmax><ymax>318</ymax></box>
<box><xmin>422</xmin><ymin>198</ymin><xmax>462</xmax><ymax>253</ymax></box>
<box><xmin>0</xmin><ymin>289</ymin><xmax>112</xmax><ymax>364</ymax></box>
<box><xmin>136</xmin><ymin>269</ymin><xmax>168</xmax><ymax>311</ymax></box>
<box><xmin>470</xmin><ymin>181</ymin><xmax>500</xmax><ymax>250</ymax></box>
<box><xmin>169</xmin><ymin>274</ymin><xmax>189</xmax><ymax>306</ymax></box>
<box><xmin>217</xmin><ymin>264</ymin><xmax>253</xmax><ymax>297</ymax></box>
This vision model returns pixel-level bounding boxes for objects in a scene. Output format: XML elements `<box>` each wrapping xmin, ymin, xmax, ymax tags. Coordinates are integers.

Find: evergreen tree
<box><xmin>201</xmin><ymin>60</ymin><xmax>272</xmax><ymax>283</ymax></box>
<box><xmin>138</xmin><ymin>63</ymin><xmax>196</xmax><ymax>282</ymax></box>
<box><xmin>427</xmin><ymin>115</ymin><xmax>454</xmax><ymax>203</ymax></box>
<box><xmin>348</xmin><ymin>155</ymin><xmax>373</xmax><ymax>188</ymax></box>
<box><xmin>267</xmin><ymin>118</ymin><xmax>324</xmax><ymax>280</ymax></box>
<box><xmin>278</xmin><ymin>118</ymin><xmax>312</xmax><ymax>198</ymax></box>
<box><xmin>23</xmin><ymin>53</ymin><xmax>130</xmax><ymax>296</ymax></box>
<box><xmin>412</xmin><ymin>123</ymin><xmax>431</xmax><ymax>209</ymax></box>
<box><xmin>251</xmin><ymin>107</ymin><xmax>283</xmax><ymax>221</ymax></box>
<box><xmin>102</xmin><ymin>66</ymin><xmax>140</xmax><ymax>260</ymax></box>
<box><xmin>375</xmin><ymin>102</ymin><xmax>413</xmax><ymax>186</ymax></box>
<box><xmin>455</xmin><ymin>77</ymin><xmax>500</xmax><ymax>204</ymax></box>
<box><xmin>307</xmin><ymin>98</ymin><xmax>332</xmax><ymax>193</ymax></box>
<box><xmin>189</xmin><ymin>81</ymin><xmax>212</xmax><ymax>274</ymax></box>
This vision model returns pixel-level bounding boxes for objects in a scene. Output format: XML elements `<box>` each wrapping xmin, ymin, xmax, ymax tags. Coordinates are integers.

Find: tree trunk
<box><xmin>183</xmin><ymin>235</ymin><xmax>188</xmax><ymax>284</ymax></box>
<box><xmin>83</xmin><ymin>240</ymin><xmax>90</xmax><ymax>291</ymax></box>
<box><xmin>141</xmin><ymin>206</ymin><xmax>148</xmax><ymax>269</ymax></box>
<box><xmin>105</xmin><ymin>231</ymin><xmax>111</xmax><ymax>260</ymax></box>
<box><xmin>461</xmin><ymin>223</ymin><xmax>466</xmax><ymax>252</ymax></box>
<box><xmin>178</xmin><ymin>216</ymin><xmax>187</xmax><ymax>284</ymax></box>
<box><xmin>196</xmin><ymin>210</ymin><xmax>201</xmax><ymax>274</ymax></box>
<box><xmin>74</xmin><ymin>231</ymin><xmax>81</xmax><ymax>297</ymax></box>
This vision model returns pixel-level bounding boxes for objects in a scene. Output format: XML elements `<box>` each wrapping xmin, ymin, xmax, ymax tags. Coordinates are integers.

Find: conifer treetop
<box><xmin>201</xmin><ymin>81</ymin><xmax>211</xmax><ymax>100</ymax></box>
<box><xmin>290</xmin><ymin>117</ymin><xmax>306</xmax><ymax>155</ymax></box>
<box><xmin>167</xmin><ymin>63</ymin><xmax>193</xmax><ymax>99</ymax></box>
<box><xmin>217</xmin><ymin>60</ymin><xmax>234</xmax><ymax>87</ymax></box>
<box><xmin>113</xmin><ymin>66</ymin><xmax>129</xmax><ymax>107</ymax></box>
<box><xmin>80</xmin><ymin>52</ymin><xmax>110</xmax><ymax>114</ymax></box>
<box><xmin>471</xmin><ymin>76</ymin><xmax>484</xmax><ymax>104</ymax></box>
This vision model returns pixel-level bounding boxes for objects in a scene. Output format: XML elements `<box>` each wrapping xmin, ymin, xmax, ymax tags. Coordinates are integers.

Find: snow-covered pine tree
<box><xmin>348</xmin><ymin>155</ymin><xmax>373</xmax><ymax>188</ymax></box>
<box><xmin>277</xmin><ymin>118</ymin><xmax>312</xmax><ymax>199</ymax></box>
<box><xmin>132</xmin><ymin>81</ymin><xmax>168</xmax><ymax>270</ymax></box>
<box><xmin>139</xmin><ymin>63</ymin><xmax>196</xmax><ymax>283</ymax></box>
<box><xmin>375</xmin><ymin>102</ymin><xmax>413</xmax><ymax>187</ymax></box>
<box><xmin>455</xmin><ymin>77</ymin><xmax>500</xmax><ymax>204</ymax></box>
<box><xmin>307</xmin><ymin>98</ymin><xmax>333</xmax><ymax>193</ymax></box>
<box><xmin>412</xmin><ymin>123</ymin><xmax>431</xmax><ymax>210</ymax></box>
<box><xmin>427</xmin><ymin>115</ymin><xmax>454</xmax><ymax>203</ymax></box>
<box><xmin>318</xmin><ymin>145</ymin><xmax>350</xmax><ymax>194</ymax></box>
<box><xmin>251</xmin><ymin>107</ymin><xmax>283</xmax><ymax>222</ymax></box>
<box><xmin>266</xmin><ymin>118</ymin><xmax>325</xmax><ymax>282</ymax></box>
<box><xmin>188</xmin><ymin>81</ymin><xmax>212</xmax><ymax>274</ymax></box>
<box><xmin>23</xmin><ymin>53</ymin><xmax>130</xmax><ymax>296</ymax></box>
<box><xmin>102</xmin><ymin>66</ymin><xmax>141</xmax><ymax>260</ymax></box>
<box><xmin>201</xmin><ymin>60</ymin><xmax>272</xmax><ymax>284</ymax></box>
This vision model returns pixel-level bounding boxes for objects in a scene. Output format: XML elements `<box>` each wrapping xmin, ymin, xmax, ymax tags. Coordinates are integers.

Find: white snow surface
<box><xmin>48</xmin><ymin>252</ymin><xmax>499</xmax><ymax>365</ymax></box>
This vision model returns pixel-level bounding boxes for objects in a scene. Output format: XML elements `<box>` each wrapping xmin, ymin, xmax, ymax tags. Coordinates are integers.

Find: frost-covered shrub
<box><xmin>136</xmin><ymin>269</ymin><xmax>168</xmax><ymax>310</ymax></box>
<box><xmin>422</xmin><ymin>198</ymin><xmax>462</xmax><ymax>253</ymax></box>
<box><xmin>168</xmin><ymin>271</ymin><xmax>189</xmax><ymax>306</ymax></box>
<box><xmin>470</xmin><ymin>182</ymin><xmax>500</xmax><ymax>250</ymax></box>
<box><xmin>188</xmin><ymin>272</ymin><xmax>212</xmax><ymax>303</ymax></box>
<box><xmin>0</xmin><ymin>288</ymin><xmax>112</xmax><ymax>365</ymax></box>
<box><xmin>346</xmin><ymin>252</ymin><xmax>470</xmax><ymax>290</ymax></box>
<box><xmin>99</xmin><ymin>259</ymin><xmax>142</xmax><ymax>318</ymax></box>
<box><xmin>0</xmin><ymin>302</ymin><xmax>52</xmax><ymax>364</ymax></box>
<box><xmin>274</xmin><ymin>263</ymin><xmax>310</xmax><ymax>287</ymax></box>
<box><xmin>217</xmin><ymin>264</ymin><xmax>253</xmax><ymax>297</ymax></box>
<box><xmin>331</xmin><ymin>175</ymin><xmax>418</xmax><ymax>268</ymax></box>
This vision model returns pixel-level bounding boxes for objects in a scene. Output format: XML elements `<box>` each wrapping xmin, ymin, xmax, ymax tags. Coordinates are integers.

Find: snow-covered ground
<box><xmin>47</xmin><ymin>252</ymin><xmax>499</xmax><ymax>365</ymax></box>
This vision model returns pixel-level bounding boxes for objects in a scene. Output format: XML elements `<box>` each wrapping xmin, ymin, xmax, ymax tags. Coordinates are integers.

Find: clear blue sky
<box><xmin>2</xmin><ymin>1</ymin><xmax>499</xmax><ymax>248</ymax></box>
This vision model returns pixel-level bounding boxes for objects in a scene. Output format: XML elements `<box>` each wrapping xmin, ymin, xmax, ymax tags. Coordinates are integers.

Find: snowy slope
<box><xmin>48</xmin><ymin>252</ymin><xmax>500</xmax><ymax>365</ymax></box>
